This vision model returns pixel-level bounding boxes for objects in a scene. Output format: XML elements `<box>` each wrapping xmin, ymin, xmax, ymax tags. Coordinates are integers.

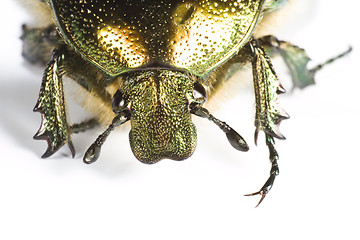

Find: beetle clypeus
<box><xmin>21</xmin><ymin>0</ymin><xmax>351</xmax><ymax>206</ymax></box>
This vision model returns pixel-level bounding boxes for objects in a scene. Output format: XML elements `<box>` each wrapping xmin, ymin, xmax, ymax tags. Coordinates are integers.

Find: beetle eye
<box><xmin>193</xmin><ymin>82</ymin><xmax>207</xmax><ymax>104</ymax></box>
<box><xmin>112</xmin><ymin>90</ymin><xmax>126</xmax><ymax>113</ymax></box>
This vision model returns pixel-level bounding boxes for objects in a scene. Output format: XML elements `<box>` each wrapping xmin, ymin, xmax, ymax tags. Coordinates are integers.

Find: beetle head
<box><xmin>84</xmin><ymin>69</ymin><xmax>248</xmax><ymax>164</ymax></box>
<box><xmin>113</xmin><ymin>70</ymin><xmax>203</xmax><ymax>164</ymax></box>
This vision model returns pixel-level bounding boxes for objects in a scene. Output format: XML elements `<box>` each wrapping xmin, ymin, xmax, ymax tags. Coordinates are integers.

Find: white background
<box><xmin>0</xmin><ymin>0</ymin><xmax>359</xmax><ymax>239</ymax></box>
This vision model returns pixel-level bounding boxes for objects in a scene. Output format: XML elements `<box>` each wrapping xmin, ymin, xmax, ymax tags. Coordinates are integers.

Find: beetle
<box><xmin>21</xmin><ymin>0</ymin><xmax>351</xmax><ymax>206</ymax></box>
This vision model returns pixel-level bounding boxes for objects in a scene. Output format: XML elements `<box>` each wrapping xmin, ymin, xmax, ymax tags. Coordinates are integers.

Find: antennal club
<box><xmin>190</xmin><ymin>103</ymin><xmax>249</xmax><ymax>152</ymax></box>
<box><xmin>83</xmin><ymin>109</ymin><xmax>131</xmax><ymax>164</ymax></box>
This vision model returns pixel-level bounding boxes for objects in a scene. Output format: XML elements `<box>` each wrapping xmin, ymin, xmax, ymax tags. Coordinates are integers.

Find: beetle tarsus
<box><xmin>310</xmin><ymin>46</ymin><xmax>353</xmax><ymax>74</ymax></box>
<box><xmin>71</xmin><ymin>118</ymin><xmax>99</xmax><ymax>134</ymax></box>
<box><xmin>246</xmin><ymin>134</ymin><xmax>279</xmax><ymax>207</ymax></box>
<box><xmin>245</xmin><ymin>190</ymin><xmax>267</xmax><ymax>208</ymax></box>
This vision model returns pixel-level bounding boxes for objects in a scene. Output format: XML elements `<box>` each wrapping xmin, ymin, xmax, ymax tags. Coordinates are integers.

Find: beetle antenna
<box><xmin>310</xmin><ymin>46</ymin><xmax>352</xmax><ymax>74</ymax></box>
<box><xmin>83</xmin><ymin>109</ymin><xmax>131</xmax><ymax>164</ymax></box>
<box><xmin>190</xmin><ymin>103</ymin><xmax>249</xmax><ymax>151</ymax></box>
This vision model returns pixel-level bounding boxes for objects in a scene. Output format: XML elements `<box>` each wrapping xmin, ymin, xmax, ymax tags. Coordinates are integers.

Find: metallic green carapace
<box><xmin>123</xmin><ymin>70</ymin><xmax>198</xmax><ymax>163</ymax></box>
<box><xmin>21</xmin><ymin>0</ymin><xmax>350</xmax><ymax>206</ymax></box>
<box><xmin>51</xmin><ymin>0</ymin><xmax>264</xmax><ymax>76</ymax></box>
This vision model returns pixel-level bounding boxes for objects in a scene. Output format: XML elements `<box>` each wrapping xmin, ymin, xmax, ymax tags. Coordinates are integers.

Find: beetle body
<box><xmin>21</xmin><ymin>0</ymin><xmax>349</xmax><ymax>205</ymax></box>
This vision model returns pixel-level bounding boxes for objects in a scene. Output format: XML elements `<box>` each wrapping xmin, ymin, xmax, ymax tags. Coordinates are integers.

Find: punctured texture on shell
<box><xmin>51</xmin><ymin>0</ymin><xmax>265</xmax><ymax>76</ymax></box>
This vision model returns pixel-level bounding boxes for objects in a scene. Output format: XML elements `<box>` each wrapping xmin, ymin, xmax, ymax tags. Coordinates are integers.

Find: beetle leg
<box><xmin>245</xmin><ymin>134</ymin><xmax>279</xmax><ymax>207</ymax></box>
<box><xmin>257</xmin><ymin>35</ymin><xmax>352</xmax><ymax>90</ymax></box>
<box><xmin>70</xmin><ymin>119</ymin><xmax>99</xmax><ymax>134</ymax></box>
<box><xmin>34</xmin><ymin>47</ymin><xmax>75</xmax><ymax>158</ymax></box>
<box><xmin>247</xmin><ymin>38</ymin><xmax>288</xmax><ymax>206</ymax></box>
<box><xmin>257</xmin><ymin>35</ymin><xmax>314</xmax><ymax>89</ymax></box>
<box><xmin>310</xmin><ymin>47</ymin><xmax>352</xmax><ymax>73</ymax></box>
<box><xmin>250</xmin><ymin>38</ymin><xmax>289</xmax><ymax>141</ymax></box>
<box><xmin>21</xmin><ymin>24</ymin><xmax>60</xmax><ymax>65</ymax></box>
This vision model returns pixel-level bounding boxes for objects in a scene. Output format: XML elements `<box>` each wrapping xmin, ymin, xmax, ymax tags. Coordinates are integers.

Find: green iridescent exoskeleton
<box><xmin>21</xmin><ymin>0</ymin><xmax>350</xmax><ymax>206</ymax></box>
<box><xmin>51</xmin><ymin>0</ymin><xmax>264</xmax><ymax>76</ymax></box>
<box><xmin>123</xmin><ymin>70</ymin><xmax>198</xmax><ymax>163</ymax></box>
<box><xmin>33</xmin><ymin>48</ymin><xmax>75</xmax><ymax>158</ymax></box>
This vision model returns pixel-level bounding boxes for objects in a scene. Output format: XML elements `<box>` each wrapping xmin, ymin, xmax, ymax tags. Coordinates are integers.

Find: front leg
<box><xmin>251</xmin><ymin>38</ymin><xmax>289</xmax><ymax>142</ymax></box>
<box><xmin>33</xmin><ymin>47</ymin><xmax>75</xmax><ymax>158</ymax></box>
<box><xmin>246</xmin><ymin>38</ymin><xmax>289</xmax><ymax>206</ymax></box>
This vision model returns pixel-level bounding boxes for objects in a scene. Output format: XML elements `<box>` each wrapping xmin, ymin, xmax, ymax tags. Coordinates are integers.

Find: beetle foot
<box><xmin>244</xmin><ymin>189</ymin><xmax>268</xmax><ymax>208</ymax></box>
<box><xmin>245</xmin><ymin>172</ymin><xmax>277</xmax><ymax>207</ymax></box>
<box><xmin>246</xmin><ymin>134</ymin><xmax>279</xmax><ymax>207</ymax></box>
<box><xmin>309</xmin><ymin>46</ymin><xmax>352</xmax><ymax>75</ymax></box>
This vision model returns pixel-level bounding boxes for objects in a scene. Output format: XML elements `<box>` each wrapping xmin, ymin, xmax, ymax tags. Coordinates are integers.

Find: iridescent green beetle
<box><xmin>21</xmin><ymin>0</ymin><xmax>350</xmax><ymax>205</ymax></box>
